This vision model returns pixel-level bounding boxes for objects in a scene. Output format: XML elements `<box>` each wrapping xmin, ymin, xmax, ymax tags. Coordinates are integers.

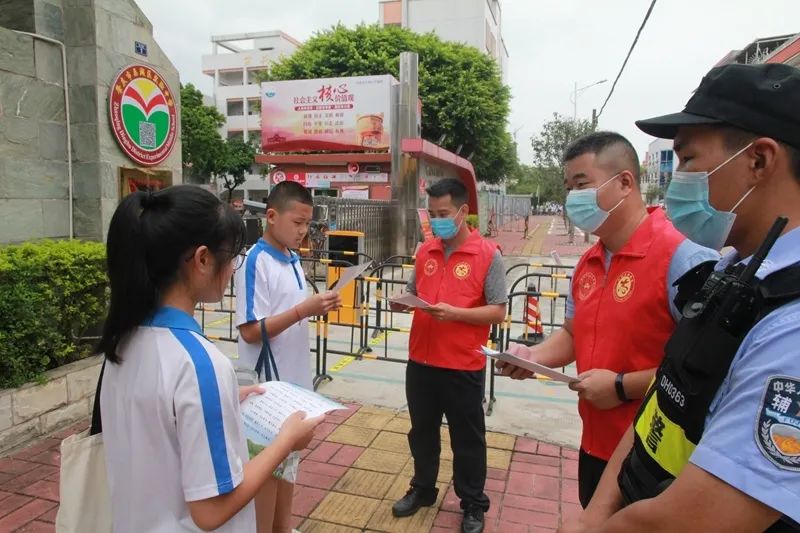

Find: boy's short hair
<box><xmin>426</xmin><ymin>178</ymin><xmax>468</xmax><ymax>208</ymax></box>
<box><xmin>266</xmin><ymin>181</ymin><xmax>313</xmax><ymax>212</ymax></box>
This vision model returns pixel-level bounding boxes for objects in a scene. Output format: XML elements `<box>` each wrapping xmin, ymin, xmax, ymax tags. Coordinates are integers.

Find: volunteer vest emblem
<box><xmin>424</xmin><ymin>258</ymin><xmax>438</xmax><ymax>276</ymax></box>
<box><xmin>109</xmin><ymin>64</ymin><xmax>177</xmax><ymax>166</ymax></box>
<box><xmin>756</xmin><ymin>376</ymin><xmax>800</xmax><ymax>471</ymax></box>
<box><xmin>453</xmin><ymin>262</ymin><xmax>471</xmax><ymax>280</ymax></box>
<box><xmin>613</xmin><ymin>271</ymin><xmax>635</xmax><ymax>302</ymax></box>
<box><xmin>577</xmin><ymin>272</ymin><xmax>597</xmax><ymax>301</ymax></box>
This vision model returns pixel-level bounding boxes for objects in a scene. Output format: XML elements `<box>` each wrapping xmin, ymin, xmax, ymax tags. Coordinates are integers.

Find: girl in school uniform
<box><xmin>97</xmin><ymin>185</ymin><xmax>323</xmax><ymax>532</ymax></box>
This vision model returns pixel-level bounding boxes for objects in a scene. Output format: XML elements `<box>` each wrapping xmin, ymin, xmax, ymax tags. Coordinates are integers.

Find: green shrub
<box><xmin>466</xmin><ymin>214</ymin><xmax>480</xmax><ymax>231</ymax></box>
<box><xmin>0</xmin><ymin>240</ymin><xmax>107</xmax><ymax>388</ymax></box>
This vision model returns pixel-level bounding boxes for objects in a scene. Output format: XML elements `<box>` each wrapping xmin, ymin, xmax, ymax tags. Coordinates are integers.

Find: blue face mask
<box><xmin>565</xmin><ymin>174</ymin><xmax>624</xmax><ymax>234</ymax></box>
<box><xmin>431</xmin><ymin>207</ymin><xmax>465</xmax><ymax>240</ymax></box>
<box><xmin>665</xmin><ymin>143</ymin><xmax>755</xmax><ymax>250</ymax></box>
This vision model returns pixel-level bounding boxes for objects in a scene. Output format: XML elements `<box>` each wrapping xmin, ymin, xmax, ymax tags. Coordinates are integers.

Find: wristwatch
<box><xmin>615</xmin><ymin>372</ymin><xmax>628</xmax><ymax>402</ymax></box>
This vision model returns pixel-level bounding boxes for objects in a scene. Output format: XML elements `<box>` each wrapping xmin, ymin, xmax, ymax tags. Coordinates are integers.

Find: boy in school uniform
<box><xmin>235</xmin><ymin>181</ymin><xmax>340</xmax><ymax>532</ymax></box>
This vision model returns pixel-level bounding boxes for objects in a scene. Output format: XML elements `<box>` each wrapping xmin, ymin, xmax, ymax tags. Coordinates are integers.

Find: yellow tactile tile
<box><xmin>365</xmin><ymin>499</ymin><xmax>439</xmax><ymax>532</ymax></box>
<box><xmin>486</xmin><ymin>432</ymin><xmax>516</xmax><ymax>451</ymax></box>
<box><xmin>382</xmin><ymin>417</ymin><xmax>412</xmax><ymax>435</ymax></box>
<box><xmin>309</xmin><ymin>492</ymin><xmax>381</xmax><ymax>529</ymax></box>
<box><xmin>326</xmin><ymin>424</ymin><xmax>379</xmax><ymax>447</ymax></box>
<box><xmin>343</xmin><ymin>412</ymin><xmax>394</xmax><ymax>431</ymax></box>
<box><xmin>372</xmin><ymin>431</ymin><xmax>410</xmax><ymax>454</ymax></box>
<box><xmin>384</xmin><ymin>476</ymin><xmax>447</xmax><ymax>505</ymax></box>
<box><xmin>437</xmin><ymin>459</ymin><xmax>453</xmax><ymax>483</ymax></box>
<box><xmin>354</xmin><ymin>448</ymin><xmax>410</xmax><ymax>474</ymax></box>
<box><xmin>356</xmin><ymin>405</ymin><xmax>399</xmax><ymax>417</ymax></box>
<box><xmin>299</xmin><ymin>519</ymin><xmax>362</xmax><ymax>533</ymax></box>
<box><xmin>486</xmin><ymin>447</ymin><xmax>512</xmax><ymax>470</ymax></box>
<box><xmin>334</xmin><ymin>468</ymin><xmax>397</xmax><ymax>499</ymax></box>
<box><xmin>400</xmin><ymin>458</ymin><xmax>452</xmax><ymax>482</ymax></box>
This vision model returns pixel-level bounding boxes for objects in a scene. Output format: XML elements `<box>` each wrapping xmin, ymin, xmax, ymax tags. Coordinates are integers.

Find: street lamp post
<box><xmin>571</xmin><ymin>79</ymin><xmax>608</xmax><ymax>121</ymax></box>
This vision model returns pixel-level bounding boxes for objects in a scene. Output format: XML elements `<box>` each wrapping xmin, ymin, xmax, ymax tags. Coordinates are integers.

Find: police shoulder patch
<box><xmin>756</xmin><ymin>375</ymin><xmax>800</xmax><ymax>471</ymax></box>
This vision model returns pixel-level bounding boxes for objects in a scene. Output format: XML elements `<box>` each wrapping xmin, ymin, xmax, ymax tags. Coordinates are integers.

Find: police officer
<box><xmin>561</xmin><ymin>63</ymin><xmax>800</xmax><ymax>532</ymax></box>
<box><xmin>498</xmin><ymin>131</ymin><xmax>717</xmax><ymax>507</ymax></box>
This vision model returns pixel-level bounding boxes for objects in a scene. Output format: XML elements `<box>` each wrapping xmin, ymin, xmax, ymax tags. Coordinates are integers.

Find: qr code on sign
<box><xmin>139</xmin><ymin>121</ymin><xmax>156</xmax><ymax>148</ymax></box>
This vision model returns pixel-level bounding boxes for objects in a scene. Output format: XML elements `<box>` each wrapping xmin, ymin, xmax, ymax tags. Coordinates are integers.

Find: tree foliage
<box><xmin>528</xmin><ymin>113</ymin><xmax>595</xmax><ymax>204</ymax></box>
<box><xmin>181</xmin><ymin>83</ymin><xmax>226</xmax><ymax>182</ymax></box>
<box><xmin>181</xmin><ymin>83</ymin><xmax>256</xmax><ymax>196</ymax></box>
<box><xmin>265</xmin><ymin>24</ymin><xmax>516</xmax><ymax>183</ymax></box>
<box><xmin>218</xmin><ymin>138</ymin><xmax>257</xmax><ymax>201</ymax></box>
<box><xmin>506</xmin><ymin>164</ymin><xmax>564</xmax><ymax>206</ymax></box>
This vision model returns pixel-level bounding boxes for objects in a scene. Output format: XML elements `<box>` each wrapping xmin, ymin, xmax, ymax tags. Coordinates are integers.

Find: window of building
<box><xmin>227</xmin><ymin>131</ymin><xmax>244</xmax><ymax>141</ymax></box>
<box><xmin>249</xmin><ymin>130</ymin><xmax>262</xmax><ymax>152</ymax></box>
<box><xmin>485</xmin><ymin>21</ymin><xmax>496</xmax><ymax>57</ymax></box>
<box><xmin>227</xmin><ymin>99</ymin><xmax>244</xmax><ymax>116</ymax></box>
<box><xmin>218</xmin><ymin>70</ymin><xmax>244</xmax><ymax>87</ymax></box>
<box><xmin>247</xmin><ymin>68</ymin><xmax>267</xmax><ymax>85</ymax></box>
<box><xmin>247</xmin><ymin>98</ymin><xmax>260</xmax><ymax>116</ymax></box>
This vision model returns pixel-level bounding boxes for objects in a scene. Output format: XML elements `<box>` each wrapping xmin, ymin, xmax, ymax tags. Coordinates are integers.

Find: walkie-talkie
<box><xmin>683</xmin><ymin>216</ymin><xmax>788</xmax><ymax>327</ymax></box>
<box><xmin>658</xmin><ymin>216</ymin><xmax>789</xmax><ymax>444</ymax></box>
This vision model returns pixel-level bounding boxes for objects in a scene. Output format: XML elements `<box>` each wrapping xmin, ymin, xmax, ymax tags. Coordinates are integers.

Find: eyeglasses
<box><xmin>231</xmin><ymin>252</ymin><xmax>246</xmax><ymax>271</ymax></box>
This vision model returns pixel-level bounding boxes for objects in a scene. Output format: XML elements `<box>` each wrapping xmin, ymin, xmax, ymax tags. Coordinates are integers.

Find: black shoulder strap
<box><xmin>673</xmin><ymin>260</ymin><xmax>718</xmax><ymax>314</ymax></box>
<box><xmin>89</xmin><ymin>360</ymin><xmax>105</xmax><ymax>436</ymax></box>
<box><xmin>757</xmin><ymin>265</ymin><xmax>800</xmax><ymax>319</ymax></box>
<box><xmin>255</xmin><ymin>319</ymin><xmax>280</xmax><ymax>382</ymax></box>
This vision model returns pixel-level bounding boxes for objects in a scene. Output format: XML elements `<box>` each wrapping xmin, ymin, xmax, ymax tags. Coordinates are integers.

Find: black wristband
<box><xmin>615</xmin><ymin>372</ymin><xmax>628</xmax><ymax>402</ymax></box>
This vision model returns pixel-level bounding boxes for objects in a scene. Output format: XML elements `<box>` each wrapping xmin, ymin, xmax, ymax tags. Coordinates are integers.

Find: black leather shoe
<box><xmin>461</xmin><ymin>507</ymin><xmax>485</xmax><ymax>533</ymax></box>
<box><xmin>391</xmin><ymin>486</ymin><xmax>439</xmax><ymax>517</ymax></box>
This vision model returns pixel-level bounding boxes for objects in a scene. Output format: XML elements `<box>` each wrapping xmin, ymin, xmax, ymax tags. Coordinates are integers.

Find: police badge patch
<box><xmin>756</xmin><ymin>376</ymin><xmax>800</xmax><ymax>471</ymax></box>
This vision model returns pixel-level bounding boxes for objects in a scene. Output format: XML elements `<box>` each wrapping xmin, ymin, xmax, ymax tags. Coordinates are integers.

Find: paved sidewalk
<box><xmin>0</xmin><ymin>403</ymin><xmax>580</xmax><ymax>532</ymax></box>
<box><xmin>489</xmin><ymin>216</ymin><xmax>594</xmax><ymax>258</ymax></box>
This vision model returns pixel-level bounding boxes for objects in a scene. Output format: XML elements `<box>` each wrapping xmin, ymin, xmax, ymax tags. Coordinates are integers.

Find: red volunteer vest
<box><xmin>572</xmin><ymin>208</ymin><xmax>684</xmax><ymax>461</ymax></box>
<box><xmin>409</xmin><ymin>230</ymin><xmax>498</xmax><ymax>371</ymax></box>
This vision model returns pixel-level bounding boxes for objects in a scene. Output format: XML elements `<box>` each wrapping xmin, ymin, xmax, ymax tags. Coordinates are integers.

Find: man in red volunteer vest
<box><xmin>391</xmin><ymin>178</ymin><xmax>507</xmax><ymax>533</ymax></box>
<box><xmin>497</xmin><ymin>132</ymin><xmax>718</xmax><ymax>508</ymax></box>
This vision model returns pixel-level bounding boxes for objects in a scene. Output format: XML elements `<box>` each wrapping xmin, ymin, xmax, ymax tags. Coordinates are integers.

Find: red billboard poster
<box><xmin>261</xmin><ymin>75</ymin><xmax>395</xmax><ymax>152</ymax></box>
<box><xmin>417</xmin><ymin>208</ymin><xmax>434</xmax><ymax>241</ymax></box>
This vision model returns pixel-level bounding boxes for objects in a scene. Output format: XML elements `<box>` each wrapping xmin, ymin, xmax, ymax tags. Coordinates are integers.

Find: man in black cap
<box><xmin>559</xmin><ymin>62</ymin><xmax>800</xmax><ymax>532</ymax></box>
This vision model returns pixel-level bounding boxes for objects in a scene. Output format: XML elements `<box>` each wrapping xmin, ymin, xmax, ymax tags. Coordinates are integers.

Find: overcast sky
<box><xmin>136</xmin><ymin>0</ymin><xmax>800</xmax><ymax>164</ymax></box>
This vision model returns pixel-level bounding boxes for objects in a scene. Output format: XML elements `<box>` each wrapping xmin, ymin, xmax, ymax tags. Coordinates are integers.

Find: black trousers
<box><xmin>578</xmin><ymin>448</ymin><xmax>608</xmax><ymax>508</ymax></box>
<box><xmin>405</xmin><ymin>360</ymin><xmax>490</xmax><ymax>512</ymax></box>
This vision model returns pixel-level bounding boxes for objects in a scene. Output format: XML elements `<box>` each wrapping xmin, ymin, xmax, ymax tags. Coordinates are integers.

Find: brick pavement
<box><xmin>489</xmin><ymin>216</ymin><xmax>594</xmax><ymax>258</ymax></box>
<box><xmin>0</xmin><ymin>404</ymin><xmax>580</xmax><ymax>532</ymax></box>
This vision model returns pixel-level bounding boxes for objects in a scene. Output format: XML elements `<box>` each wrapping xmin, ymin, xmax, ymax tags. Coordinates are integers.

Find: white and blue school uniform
<box><xmin>100</xmin><ymin>307</ymin><xmax>255</xmax><ymax>533</ymax></box>
<box><xmin>235</xmin><ymin>238</ymin><xmax>312</xmax><ymax>390</ymax></box>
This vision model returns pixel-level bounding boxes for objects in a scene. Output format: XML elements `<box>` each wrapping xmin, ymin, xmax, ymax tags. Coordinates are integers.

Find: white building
<box><xmin>644</xmin><ymin>138</ymin><xmax>675</xmax><ymax>201</ymax></box>
<box><xmin>379</xmin><ymin>0</ymin><xmax>509</xmax><ymax>82</ymax></box>
<box><xmin>201</xmin><ymin>31</ymin><xmax>301</xmax><ymax>200</ymax></box>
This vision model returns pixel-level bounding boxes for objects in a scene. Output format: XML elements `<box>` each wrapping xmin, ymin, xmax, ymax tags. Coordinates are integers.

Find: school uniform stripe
<box><xmin>170</xmin><ymin>329</ymin><xmax>234</xmax><ymax>495</ymax></box>
<box><xmin>245</xmin><ymin>247</ymin><xmax>264</xmax><ymax>322</ymax></box>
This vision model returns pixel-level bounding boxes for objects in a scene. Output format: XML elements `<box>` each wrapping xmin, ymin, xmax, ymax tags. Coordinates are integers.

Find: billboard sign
<box><xmin>261</xmin><ymin>75</ymin><xmax>395</xmax><ymax>153</ymax></box>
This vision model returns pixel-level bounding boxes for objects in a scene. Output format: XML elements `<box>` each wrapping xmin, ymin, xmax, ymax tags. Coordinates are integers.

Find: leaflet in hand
<box><xmin>481</xmin><ymin>346</ymin><xmax>579</xmax><ymax>384</ymax></box>
<box><xmin>386</xmin><ymin>292</ymin><xmax>432</xmax><ymax>309</ymax></box>
<box><xmin>241</xmin><ymin>381</ymin><xmax>345</xmax><ymax>457</ymax></box>
<box><xmin>331</xmin><ymin>262</ymin><xmax>373</xmax><ymax>293</ymax></box>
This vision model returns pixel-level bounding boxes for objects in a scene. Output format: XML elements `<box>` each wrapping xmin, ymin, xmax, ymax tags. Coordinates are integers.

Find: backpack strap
<box><xmin>757</xmin><ymin>265</ymin><xmax>800</xmax><ymax>320</ymax></box>
<box><xmin>255</xmin><ymin>319</ymin><xmax>280</xmax><ymax>382</ymax></box>
<box><xmin>89</xmin><ymin>360</ymin><xmax>105</xmax><ymax>436</ymax></box>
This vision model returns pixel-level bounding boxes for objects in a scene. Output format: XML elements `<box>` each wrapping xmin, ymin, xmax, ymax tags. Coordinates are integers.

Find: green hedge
<box><xmin>0</xmin><ymin>240</ymin><xmax>107</xmax><ymax>388</ymax></box>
